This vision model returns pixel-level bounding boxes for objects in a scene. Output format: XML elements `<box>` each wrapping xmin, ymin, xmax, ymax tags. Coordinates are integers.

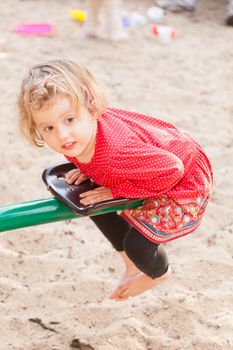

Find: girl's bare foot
<box><xmin>110</xmin><ymin>266</ymin><xmax>171</xmax><ymax>301</ymax></box>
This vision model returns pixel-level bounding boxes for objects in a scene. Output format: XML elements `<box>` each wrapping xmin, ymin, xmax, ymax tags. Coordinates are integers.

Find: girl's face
<box><xmin>32</xmin><ymin>95</ymin><xmax>97</xmax><ymax>163</ymax></box>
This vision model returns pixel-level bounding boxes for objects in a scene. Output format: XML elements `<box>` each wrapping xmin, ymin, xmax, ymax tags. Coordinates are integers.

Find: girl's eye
<box><xmin>44</xmin><ymin>126</ymin><xmax>53</xmax><ymax>132</ymax></box>
<box><xmin>66</xmin><ymin>117</ymin><xmax>75</xmax><ymax>124</ymax></box>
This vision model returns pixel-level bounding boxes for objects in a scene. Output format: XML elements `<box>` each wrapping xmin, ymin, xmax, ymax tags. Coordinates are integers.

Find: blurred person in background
<box><xmin>155</xmin><ymin>0</ymin><xmax>233</xmax><ymax>26</ymax></box>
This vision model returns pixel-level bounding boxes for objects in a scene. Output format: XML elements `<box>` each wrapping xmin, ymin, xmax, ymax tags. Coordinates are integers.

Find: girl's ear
<box><xmin>80</xmin><ymin>84</ymin><xmax>92</xmax><ymax>102</ymax></box>
<box><xmin>79</xmin><ymin>84</ymin><xmax>100</xmax><ymax>118</ymax></box>
<box><xmin>89</xmin><ymin>99</ymin><xmax>101</xmax><ymax>119</ymax></box>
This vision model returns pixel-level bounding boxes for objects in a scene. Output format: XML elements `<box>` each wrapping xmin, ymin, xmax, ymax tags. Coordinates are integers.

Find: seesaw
<box><xmin>0</xmin><ymin>163</ymin><xmax>143</xmax><ymax>233</ymax></box>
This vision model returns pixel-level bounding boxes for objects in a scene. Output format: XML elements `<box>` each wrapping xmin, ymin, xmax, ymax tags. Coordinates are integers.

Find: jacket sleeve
<box><xmin>108</xmin><ymin>139</ymin><xmax>184</xmax><ymax>199</ymax></box>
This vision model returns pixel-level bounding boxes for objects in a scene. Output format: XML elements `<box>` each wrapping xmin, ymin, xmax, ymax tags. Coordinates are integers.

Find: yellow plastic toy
<box><xmin>68</xmin><ymin>10</ymin><xmax>86</xmax><ymax>23</ymax></box>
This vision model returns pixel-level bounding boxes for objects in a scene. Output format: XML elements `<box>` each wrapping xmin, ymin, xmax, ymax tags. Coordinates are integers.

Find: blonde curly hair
<box><xmin>18</xmin><ymin>59</ymin><xmax>107</xmax><ymax>146</ymax></box>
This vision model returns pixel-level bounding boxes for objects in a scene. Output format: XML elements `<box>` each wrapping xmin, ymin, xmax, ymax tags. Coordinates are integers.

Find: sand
<box><xmin>0</xmin><ymin>0</ymin><xmax>232</xmax><ymax>349</ymax></box>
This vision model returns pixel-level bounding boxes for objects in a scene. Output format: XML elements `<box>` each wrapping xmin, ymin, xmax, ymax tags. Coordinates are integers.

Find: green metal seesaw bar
<box><xmin>0</xmin><ymin>197</ymin><xmax>143</xmax><ymax>233</ymax></box>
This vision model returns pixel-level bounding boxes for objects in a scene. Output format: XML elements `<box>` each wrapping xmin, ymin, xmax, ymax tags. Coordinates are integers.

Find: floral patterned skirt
<box><xmin>121</xmin><ymin>194</ymin><xmax>210</xmax><ymax>244</ymax></box>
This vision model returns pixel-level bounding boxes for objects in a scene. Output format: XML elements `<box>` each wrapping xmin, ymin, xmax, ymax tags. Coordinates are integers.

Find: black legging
<box><xmin>90</xmin><ymin>212</ymin><xmax>169</xmax><ymax>279</ymax></box>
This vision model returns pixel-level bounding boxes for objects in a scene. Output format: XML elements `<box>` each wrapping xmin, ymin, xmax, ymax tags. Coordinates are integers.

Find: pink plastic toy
<box><xmin>15</xmin><ymin>23</ymin><xmax>54</xmax><ymax>36</ymax></box>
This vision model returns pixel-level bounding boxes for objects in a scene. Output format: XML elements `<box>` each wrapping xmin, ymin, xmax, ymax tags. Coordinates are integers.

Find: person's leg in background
<box><xmin>104</xmin><ymin>0</ymin><xmax>128</xmax><ymax>40</ymax></box>
<box><xmin>84</xmin><ymin>0</ymin><xmax>105</xmax><ymax>38</ymax></box>
<box><xmin>84</xmin><ymin>0</ymin><xmax>127</xmax><ymax>40</ymax></box>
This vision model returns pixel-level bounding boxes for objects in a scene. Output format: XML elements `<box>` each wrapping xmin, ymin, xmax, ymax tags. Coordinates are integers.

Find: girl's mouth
<box><xmin>62</xmin><ymin>142</ymin><xmax>76</xmax><ymax>150</ymax></box>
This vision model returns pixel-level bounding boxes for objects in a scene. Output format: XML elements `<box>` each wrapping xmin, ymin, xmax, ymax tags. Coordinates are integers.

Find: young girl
<box><xmin>18</xmin><ymin>59</ymin><xmax>213</xmax><ymax>301</ymax></box>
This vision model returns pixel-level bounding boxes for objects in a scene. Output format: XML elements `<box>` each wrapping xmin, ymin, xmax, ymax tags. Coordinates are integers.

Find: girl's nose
<box><xmin>57</xmin><ymin>126</ymin><xmax>69</xmax><ymax>140</ymax></box>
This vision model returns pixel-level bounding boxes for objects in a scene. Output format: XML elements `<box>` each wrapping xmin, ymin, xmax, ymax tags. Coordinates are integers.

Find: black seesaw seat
<box><xmin>42</xmin><ymin>162</ymin><xmax>143</xmax><ymax>216</ymax></box>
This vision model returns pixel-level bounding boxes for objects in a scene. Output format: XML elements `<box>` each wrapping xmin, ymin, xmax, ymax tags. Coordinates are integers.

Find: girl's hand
<box><xmin>65</xmin><ymin>169</ymin><xmax>88</xmax><ymax>185</ymax></box>
<box><xmin>79</xmin><ymin>186</ymin><xmax>113</xmax><ymax>206</ymax></box>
